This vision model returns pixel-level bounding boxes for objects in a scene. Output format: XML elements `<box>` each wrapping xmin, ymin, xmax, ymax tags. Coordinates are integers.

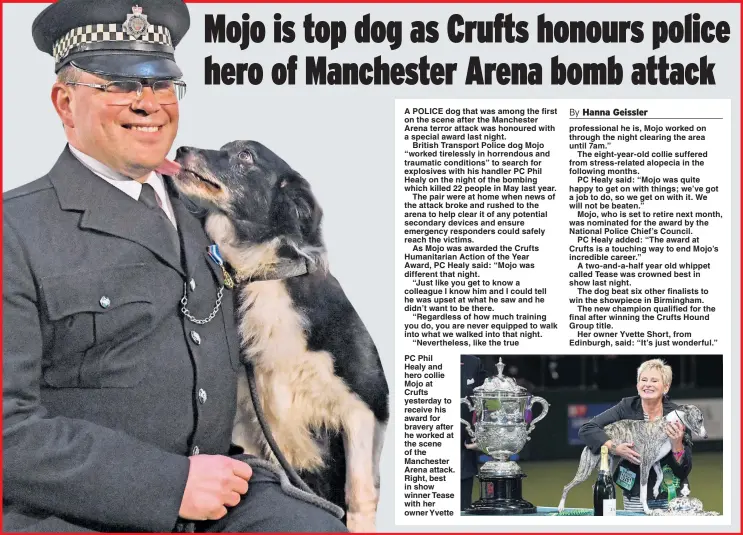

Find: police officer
<box><xmin>2</xmin><ymin>0</ymin><xmax>346</xmax><ymax>532</ymax></box>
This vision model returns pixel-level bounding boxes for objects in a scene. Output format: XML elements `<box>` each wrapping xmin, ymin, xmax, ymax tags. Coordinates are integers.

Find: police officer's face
<box><xmin>54</xmin><ymin>70</ymin><xmax>179</xmax><ymax>180</ymax></box>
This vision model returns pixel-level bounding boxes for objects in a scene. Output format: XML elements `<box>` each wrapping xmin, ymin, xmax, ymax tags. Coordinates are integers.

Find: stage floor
<box><xmin>462</xmin><ymin>506</ymin><xmax>645</xmax><ymax>516</ymax></box>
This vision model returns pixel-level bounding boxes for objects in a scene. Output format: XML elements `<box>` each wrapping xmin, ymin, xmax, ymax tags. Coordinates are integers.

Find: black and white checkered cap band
<box><xmin>53</xmin><ymin>24</ymin><xmax>172</xmax><ymax>63</ymax></box>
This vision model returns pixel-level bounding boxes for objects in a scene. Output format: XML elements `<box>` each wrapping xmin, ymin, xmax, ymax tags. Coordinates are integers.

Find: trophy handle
<box><xmin>460</xmin><ymin>396</ymin><xmax>474</xmax><ymax>412</ymax></box>
<box><xmin>527</xmin><ymin>396</ymin><xmax>549</xmax><ymax>434</ymax></box>
<box><xmin>460</xmin><ymin>418</ymin><xmax>476</xmax><ymax>439</ymax></box>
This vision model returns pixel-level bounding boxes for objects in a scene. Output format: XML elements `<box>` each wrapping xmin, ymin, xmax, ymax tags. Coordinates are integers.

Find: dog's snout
<box><xmin>175</xmin><ymin>146</ymin><xmax>203</xmax><ymax>166</ymax></box>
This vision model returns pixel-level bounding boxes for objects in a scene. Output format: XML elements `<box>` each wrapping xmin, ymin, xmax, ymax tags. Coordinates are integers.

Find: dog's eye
<box><xmin>238</xmin><ymin>151</ymin><xmax>253</xmax><ymax>163</ymax></box>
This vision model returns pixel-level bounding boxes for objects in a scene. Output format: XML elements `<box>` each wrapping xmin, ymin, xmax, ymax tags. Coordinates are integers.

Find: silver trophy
<box><xmin>461</xmin><ymin>358</ymin><xmax>549</xmax><ymax>514</ymax></box>
<box><xmin>649</xmin><ymin>484</ymin><xmax>721</xmax><ymax>517</ymax></box>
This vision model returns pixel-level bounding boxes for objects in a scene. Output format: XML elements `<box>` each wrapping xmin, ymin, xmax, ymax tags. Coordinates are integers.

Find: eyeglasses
<box><xmin>65</xmin><ymin>79</ymin><xmax>187</xmax><ymax>105</ymax></box>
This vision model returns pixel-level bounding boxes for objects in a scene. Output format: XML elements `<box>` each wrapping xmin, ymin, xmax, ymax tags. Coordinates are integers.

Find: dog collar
<box><xmin>232</xmin><ymin>258</ymin><xmax>317</xmax><ymax>284</ymax></box>
<box><xmin>179</xmin><ymin>257</ymin><xmax>315</xmax><ymax>326</ymax></box>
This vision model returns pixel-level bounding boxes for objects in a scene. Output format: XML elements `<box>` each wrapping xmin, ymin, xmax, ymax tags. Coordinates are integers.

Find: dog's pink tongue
<box><xmin>155</xmin><ymin>158</ymin><xmax>182</xmax><ymax>176</ymax></box>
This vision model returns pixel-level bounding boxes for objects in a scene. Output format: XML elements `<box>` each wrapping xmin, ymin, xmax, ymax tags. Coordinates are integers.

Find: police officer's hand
<box><xmin>179</xmin><ymin>455</ymin><xmax>253</xmax><ymax>520</ymax></box>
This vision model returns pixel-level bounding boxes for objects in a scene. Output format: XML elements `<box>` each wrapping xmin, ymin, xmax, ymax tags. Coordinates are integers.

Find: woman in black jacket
<box><xmin>579</xmin><ymin>358</ymin><xmax>692</xmax><ymax>512</ymax></box>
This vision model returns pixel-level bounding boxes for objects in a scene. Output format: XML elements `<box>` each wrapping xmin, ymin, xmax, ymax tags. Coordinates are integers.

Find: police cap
<box><xmin>32</xmin><ymin>0</ymin><xmax>189</xmax><ymax>79</ymax></box>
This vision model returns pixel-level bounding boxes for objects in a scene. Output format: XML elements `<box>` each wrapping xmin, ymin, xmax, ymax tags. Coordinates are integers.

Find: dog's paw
<box><xmin>346</xmin><ymin>512</ymin><xmax>376</xmax><ymax>533</ymax></box>
<box><xmin>653</xmin><ymin>486</ymin><xmax>660</xmax><ymax>498</ymax></box>
<box><xmin>557</xmin><ymin>499</ymin><xmax>566</xmax><ymax>512</ymax></box>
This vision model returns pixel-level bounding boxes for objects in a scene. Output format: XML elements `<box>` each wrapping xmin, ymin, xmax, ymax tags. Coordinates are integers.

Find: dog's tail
<box><xmin>559</xmin><ymin>447</ymin><xmax>600</xmax><ymax>511</ymax></box>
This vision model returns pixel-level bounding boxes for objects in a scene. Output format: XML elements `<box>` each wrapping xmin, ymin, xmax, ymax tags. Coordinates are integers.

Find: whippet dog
<box><xmin>558</xmin><ymin>405</ymin><xmax>707</xmax><ymax>514</ymax></box>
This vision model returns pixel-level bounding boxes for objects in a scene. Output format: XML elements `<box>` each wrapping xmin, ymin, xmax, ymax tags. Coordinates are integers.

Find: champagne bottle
<box><xmin>593</xmin><ymin>445</ymin><xmax>617</xmax><ymax>516</ymax></box>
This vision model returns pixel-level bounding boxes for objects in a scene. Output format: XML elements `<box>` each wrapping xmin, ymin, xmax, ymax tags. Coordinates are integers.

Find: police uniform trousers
<box><xmin>5</xmin><ymin>460</ymin><xmax>346</xmax><ymax>533</ymax></box>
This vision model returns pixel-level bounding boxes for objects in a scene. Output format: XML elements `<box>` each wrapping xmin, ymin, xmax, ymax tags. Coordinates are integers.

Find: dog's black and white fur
<box><xmin>170</xmin><ymin>141</ymin><xmax>389</xmax><ymax>532</ymax></box>
<box><xmin>558</xmin><ymin>404</ymin><xmax>707</xmax><ymax>514</ymax></box>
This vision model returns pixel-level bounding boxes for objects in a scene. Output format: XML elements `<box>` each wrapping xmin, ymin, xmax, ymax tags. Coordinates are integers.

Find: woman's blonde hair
<box><xmin>637</xmin><ymin>358</ymin><xmax>672</xmax><ymax>387</ymax></box>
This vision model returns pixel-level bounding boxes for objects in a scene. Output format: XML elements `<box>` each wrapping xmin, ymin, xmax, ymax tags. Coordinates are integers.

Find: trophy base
<box><xmin>466</xmin><ymin>473</ymin><xmax>536</xmax><ymax>515</ymax></box>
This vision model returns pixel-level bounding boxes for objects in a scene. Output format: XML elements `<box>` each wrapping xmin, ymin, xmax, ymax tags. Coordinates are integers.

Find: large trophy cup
<box><xmin>461</xmin><ymin>358</ymin><xmax>549</xmax><ymax>515</ymax></box>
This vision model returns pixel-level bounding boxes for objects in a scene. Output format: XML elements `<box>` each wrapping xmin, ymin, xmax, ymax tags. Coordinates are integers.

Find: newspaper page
<box><xmin>2</xmin><ymin>1</ymin><xmax>739</xmax><ymax>534</ymax></box>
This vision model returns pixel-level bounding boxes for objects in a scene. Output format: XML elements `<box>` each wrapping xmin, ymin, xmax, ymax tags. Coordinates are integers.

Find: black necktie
<box><xmin>139</xmin><ymin>183</ymin><xmax>181</xmax><ymax>258</ymax></box>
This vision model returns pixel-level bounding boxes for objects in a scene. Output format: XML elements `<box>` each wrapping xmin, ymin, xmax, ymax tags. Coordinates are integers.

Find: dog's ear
<box><xmin>274</xmin><ymin>171</ymin><xmax>323</xmax><ymax>240</ymax></box>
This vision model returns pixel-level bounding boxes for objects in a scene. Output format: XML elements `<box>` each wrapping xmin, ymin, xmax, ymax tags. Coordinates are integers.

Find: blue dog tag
<box><xmin>617</xmin><ymin>465</ymin><xmax>637</xmax><ymax>491</ymax></box>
